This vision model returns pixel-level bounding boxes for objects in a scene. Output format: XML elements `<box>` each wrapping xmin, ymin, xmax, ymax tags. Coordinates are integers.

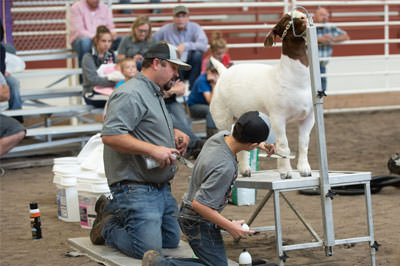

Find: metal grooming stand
<box><xmin>234</xmin><ymin>10</ymin><xmax>378</xmax><ymax>266</ymax></box>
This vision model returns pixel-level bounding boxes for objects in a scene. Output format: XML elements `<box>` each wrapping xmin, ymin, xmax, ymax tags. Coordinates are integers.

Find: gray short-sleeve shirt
<box><xmin>117</xmin><ymin>36</ymin><xmax>157</xmax><ymax>58</ymax></box>
<box><xmin>102</xmin><ymin>72</ymin><xmax>176</xmax><ymax>186</ymax></box>
<box><xmin>183</xmin><ymin>131</ymin><xmax>238</xmax><ymax>213</ymax></box>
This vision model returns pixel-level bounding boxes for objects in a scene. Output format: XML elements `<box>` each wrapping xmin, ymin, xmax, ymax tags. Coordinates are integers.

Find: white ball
<box><xmin>241</xmin><ymin>223</ymin><xmax>250</xmax><ymax>230</ymax></box>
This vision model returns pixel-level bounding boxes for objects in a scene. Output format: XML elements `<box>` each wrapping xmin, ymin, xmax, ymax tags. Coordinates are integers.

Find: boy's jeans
<box><xmin>150</xmin><ymin>205</ymin><xmax>228</xmax><ymax>266</ymax></box>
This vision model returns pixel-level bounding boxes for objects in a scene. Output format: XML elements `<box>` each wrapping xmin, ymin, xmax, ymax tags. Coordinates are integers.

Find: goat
<box><xmin>210</xmin><ymin>11</ymin><xmax>314</xmax><ymax>179</ymax></box>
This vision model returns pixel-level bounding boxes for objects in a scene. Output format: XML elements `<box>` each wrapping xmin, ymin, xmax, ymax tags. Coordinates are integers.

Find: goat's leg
<box><xmin>297</xmin><ymin>114</ymin><xmax>314</xmax><ymax>177</ymax></box>
<box><xmin>238</xmin><ymin>150</ymin><xmax>252</xmax><ymax>177</ymax></box>
<box><xmin>271</xmin><ymin>116</ymin><xmax>292</xmax><ymax>179</ymax></box>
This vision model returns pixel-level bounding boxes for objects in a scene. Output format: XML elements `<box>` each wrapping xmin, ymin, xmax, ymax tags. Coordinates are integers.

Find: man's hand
<box><xmin>133</xmin><ymin>54</ymin><xmax>144</xmax><ymax>62</ymax></box>
<box><xmin>111</xmin><ymin>31</ymin><xmax>118</xmax><ymax>41</ymax></box>
<box><xmin>174</xmin><ymin>129</ymin><xmax>189</xmax><ymax>156</ymax></box>
<box><xmin>177</xmin><ymin>44</ymin><xmax>185</xmax><ymax>56</ymax></box>
<box><xmin>149</xmin><ymin>146</ymin><xmax>179</xmax><ymax>168</ymax></box>
<box><xmin>318</xmin><ymin>34</ymin><xmax>334</xmax><ymax>45</ymax></box>
<box><xmin>0</xmin><ymin>84</ymin><xmax>10</xmax><ymax>102</ymax></box>
<box><xmin>164</xmin><ymin>80</ymin><xmax>186</xmax><ymax>98</ymax></box>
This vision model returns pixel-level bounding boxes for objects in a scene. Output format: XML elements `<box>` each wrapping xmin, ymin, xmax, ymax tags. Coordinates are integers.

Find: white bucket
<box><xmin>52</xmin><ymin>170</ymin><xmax>80</xmax><ymax>222</ymax></box>
<box><xmin>77</xmin><ymin>171</ymin><xmax>110</xmax><ymax>229</ymax></box>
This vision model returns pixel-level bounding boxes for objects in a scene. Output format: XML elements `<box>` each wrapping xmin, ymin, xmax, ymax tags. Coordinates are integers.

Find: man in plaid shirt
<box><xmin>314</xmin><ymin>7</ymin><xmax>349</xmax><ymax>92</ymax></box>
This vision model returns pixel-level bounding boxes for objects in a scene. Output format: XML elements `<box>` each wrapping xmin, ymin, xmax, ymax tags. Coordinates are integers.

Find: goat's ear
<box><xmin>264</xmin><ymin>32</ymin><xmax>276</xmax><ymax>48</ymax></box>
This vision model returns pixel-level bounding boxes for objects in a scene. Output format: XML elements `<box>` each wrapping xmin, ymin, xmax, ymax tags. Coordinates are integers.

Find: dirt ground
<box><xmin>1</xmin><ymin>109</ymin><xmax>399</xmax><ymax>266</ymax></box>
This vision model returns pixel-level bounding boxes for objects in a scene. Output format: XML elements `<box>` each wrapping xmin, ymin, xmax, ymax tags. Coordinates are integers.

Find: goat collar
<box><xmin>281</xmin><ymin>21</ymin><xmax>306</xmax><ymax>40</ymax></box>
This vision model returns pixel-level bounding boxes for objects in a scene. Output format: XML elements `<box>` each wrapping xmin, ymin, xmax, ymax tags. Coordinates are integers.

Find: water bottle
<box><xmin>239</xmin><ymin>248</ymin><xmax>252</xmax><ymax>265</ymax></box>
<box><xmin>30</xmin><ymin>202</ymin><xmax>42</xmax><ymax>239</ymax></box>
<box><xmin>145</xmin><ymin>154</ymin><xmax>176</xmax><ymax>169</ymax></box>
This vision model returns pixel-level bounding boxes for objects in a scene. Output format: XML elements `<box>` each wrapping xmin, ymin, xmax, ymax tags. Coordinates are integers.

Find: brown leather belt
<box><xmin>111</xmin><ymin>180</ymin><xmax>169</xmax><ymax>189</ymax></box>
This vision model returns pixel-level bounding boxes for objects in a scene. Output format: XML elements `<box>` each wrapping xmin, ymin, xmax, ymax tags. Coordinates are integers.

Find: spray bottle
<box><xmin>239</xmin><ymin>248</ymin><xmax>252</xmax><ymax>265</ymax></box>
<box><xmin>30</xmin><ymin>202</ymin><xmax>42</xmax><ymax>239</ymax></box>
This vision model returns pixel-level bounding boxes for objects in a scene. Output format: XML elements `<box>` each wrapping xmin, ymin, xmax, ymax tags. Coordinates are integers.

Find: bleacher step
<box><xmin>21</xmin><ymin>87</ymin><xmax>82</xmax><ymax>101</ymax></box>
<box><xmin>3</xmin><ymin>105</ymin><xmax>93</xmax><ymax>117</ymax></box>
<box><xmin>26</xmin><ymin>123</ymin><xmax>103</xmax><ymax>137</ymax></box>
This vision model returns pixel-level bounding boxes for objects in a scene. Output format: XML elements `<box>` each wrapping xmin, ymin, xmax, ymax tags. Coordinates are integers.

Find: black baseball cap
<box><xmin>144</xmin><ymin>42</ymin><xmax>192</xmax><ymax>71</ymax></box>
<box><xmin>233</xmin><ymin>111</ymin><xmax>276</xmax><ymax>144</ymax></box>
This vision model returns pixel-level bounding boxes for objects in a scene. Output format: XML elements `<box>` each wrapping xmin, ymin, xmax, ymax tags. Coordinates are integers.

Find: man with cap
<box><xmin>153</xmin><ymin>5</ymin><xmax>208</xmax><ymax>90</ymax></box>
<box><xmin>142</xmin><ymin>111</ymin><xmax>276</xmax><ymax>266</ymax></box>
<box><xmin>90</xmin><ymin>42</ymin><xmax>191</xmax><ymax>258</ymax></box>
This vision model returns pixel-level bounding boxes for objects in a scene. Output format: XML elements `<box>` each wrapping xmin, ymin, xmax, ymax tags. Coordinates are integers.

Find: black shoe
<box><xmin>90</xmin><ymin>194</ymin><xmax>112</xmax><ymax>245</ymax></box>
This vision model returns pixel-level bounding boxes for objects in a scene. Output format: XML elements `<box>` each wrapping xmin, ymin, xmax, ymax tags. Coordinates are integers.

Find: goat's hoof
<box><xmin>280</xmin><ymin>172</ymin><xmax>292</xmax><ymax>179</ymax></box>
<box><xmin>300</xmin><ymin>171</ymin><xmax>312</xmax><ymax>177</ymax></box>
<box><xmin>241</xmin><ymin>169</ymin><xmax>252</xmax><ymax>177</ymax></box>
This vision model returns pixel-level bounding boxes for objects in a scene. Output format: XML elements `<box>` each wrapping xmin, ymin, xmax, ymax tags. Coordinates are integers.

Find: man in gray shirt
<box><xmin>142</xmin><ymin>111</ymin><xmax>276</xmax><ymax>266</ymax></box>
<box><xmin>90</xmin><ymin>42</ymin><xmax>191</xmax><ymax>259</ymax></box>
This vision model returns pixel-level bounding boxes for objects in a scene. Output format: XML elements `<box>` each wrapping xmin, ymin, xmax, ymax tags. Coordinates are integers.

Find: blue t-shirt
<box><xmin>187</xmin><ymin>73</ymin><xmax>211</xmax><ymax>106</ymax></box>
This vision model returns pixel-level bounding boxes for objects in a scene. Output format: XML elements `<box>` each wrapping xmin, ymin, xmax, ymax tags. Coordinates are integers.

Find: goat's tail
<box><xmin>209</xmin><ymin>56</ymin><xmax>227</xmax><ymax>75</ymax></box>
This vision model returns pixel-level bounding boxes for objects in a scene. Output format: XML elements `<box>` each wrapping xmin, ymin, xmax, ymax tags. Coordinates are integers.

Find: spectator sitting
<box><xmin>117</xmin><ymin>16</ymin><xmax>157</xmax><ymax>71</ymax></box>
<box><xmin>201</xmin><ymin>31</ymin><xmax>233</xmax><ymax>74</ymax></box>
<box><xmin>82</xmin><ymin>25</ymin><xmax>118</xmax><ymax>108</ymax></box>
<box><xmin>314</xmin><ymin>6</ymin><xmax>349</xmax><ymax>92</ymax></box>
<box><xmin>153</xmin><ymin>5</ymin><xmax>208</xmax><ymax>90</ymax></box>
<box><xmin>1</xmin><ymin>23</ymin><xmax>23</xmax><ymax>123</ymax></box>
<box><xmin>0</xmin><ymin>72</ymin><xmax>26</xmax><ymax>175</ymax></box>
<box><xmin>116</xmin><ymin>58</ymin><xmax>138</xmax><ymax>88</ymax></box>
<box><xmin>187</xmin><ymin>60</ymin><xmax>219</xmax><ymax>138</ymax></box>
<box><xmin>69</xmin><ymin>0</ymin><xmax>121</xmax><ymax>67</ymax></box>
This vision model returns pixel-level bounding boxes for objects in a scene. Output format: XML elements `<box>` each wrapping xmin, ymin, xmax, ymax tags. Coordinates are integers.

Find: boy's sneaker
<box><xmin>90</xmin><ymin>194</ymin><xmax>112</xmax><ymax>245</ymax></box>
<box><xmin>142</xmin><ymin>250</ymin><xmax>162</xmax><ymax>266</ymax></box>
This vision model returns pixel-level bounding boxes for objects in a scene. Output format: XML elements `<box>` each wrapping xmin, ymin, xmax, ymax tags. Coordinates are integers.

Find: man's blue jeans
<box><xmin>149</xmin><ymin>206</ymin><xmax>228</xmax><ymax>266</ymax></box>
<box><xmin>72</xmin><ymin>37</ymin><xmax>93</xmax><ymax>67</ymax></box>
<box><xmin>102</xmin><ymin>183</ymin><xmax>180</xmax><ymax>259</ymax></box>
<box><xmin>165</xmin><ymin>100</ymin><xmax>200</xmax><ymax>149</ymax></box>
<box><xmin>5</xmin><ymin>75</ymin><xmax>22</xmax><ymax>110</ymax></box>
<box><xmin>179</xmin><ymin>50</ymin><xmax>203</xmax><ymax>90</ymax></box>
<box><xmin>189</xmin><ymin>104</ymin><xmax>216</xmax><ymax>130</ymax></box>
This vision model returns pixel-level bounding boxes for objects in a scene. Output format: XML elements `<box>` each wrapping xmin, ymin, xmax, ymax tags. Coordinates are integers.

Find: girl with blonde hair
<box><xmin>201</xmin><ymin>31</ymin><xmax>233</xmax><ymax>73</ymax></box>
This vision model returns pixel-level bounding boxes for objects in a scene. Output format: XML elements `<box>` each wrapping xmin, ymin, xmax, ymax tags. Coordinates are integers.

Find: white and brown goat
<box><xmin>210</xmin><ymin>11</ymin><xmax>314</xmax><ymax>178</ymax></box>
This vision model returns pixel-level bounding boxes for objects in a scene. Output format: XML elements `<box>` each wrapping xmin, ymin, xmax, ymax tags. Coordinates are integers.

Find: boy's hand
<box><xmin>227</xmin><ymin>220</ymin><xmax>255</xmax><ymax>240</ymax></box>
<box><xmin>259</xmin><ymin>143</ymin><xmax>276</xmax><ymax>156</ymax></box>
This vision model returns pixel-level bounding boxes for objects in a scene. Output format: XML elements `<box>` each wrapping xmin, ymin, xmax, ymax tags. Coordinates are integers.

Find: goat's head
<box><xmin>264</xmin><ymin>11</ymin><xmax>308</xmax><ymax>65</ymax></box>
